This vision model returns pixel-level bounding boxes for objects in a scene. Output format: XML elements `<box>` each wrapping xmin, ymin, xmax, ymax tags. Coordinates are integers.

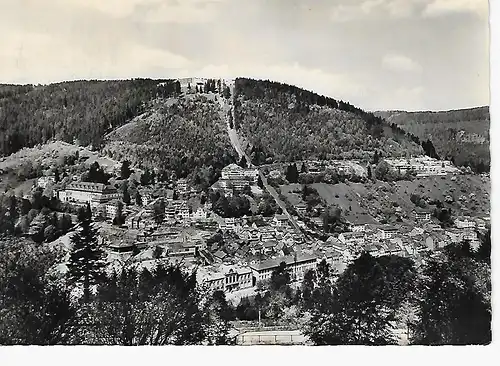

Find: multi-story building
<box><xmin>384</xmin><ymin>156</ymin><xmax>459</xmax><ymax>177</ymax></box>
<box><xmin>221</xmin><ymin>164</ymin><xmax>259</xmax><ymax>183</ymax></box>
<box><xmin>191</xmin><ymin>207</ymin><xmax>208</xmax><ymax>221</ymax></box>
<box><xmin>272</xmin><ymin>214</ymin><xmax>289</xmax><ymax>228</ymax></box>
<box><xmin>198</xmin><ymin>265</ymin><xmax>253</xmax><ymax>293</ymax></box>
<box><xmin>338</xmin><ymin>232</ymin><xmax>365</xmax><ymax>247</ymax></box>
<box><xmin>176</xmin><ymin>179</ymin><xmax>189</xmax><ymax>196</ymax></box>
<box><xmin>177</xmin><ymin>77</ymin><xmax>206</xmax><ymax>93</ymax></box>
<box><xmin>414</xmin><ymin>208</ymin><xmax>432</xmax><ymax>223</ymax></box>
<box><xmin>57</xmin><ymin>182</ymin><xmax>121</xmax><ymax>208</ymax></box>
<box><xmin>249</xmin><ymin>253</ymin><xmax>317</xmax><ymax>283</ymax></box>
<box><xmin>455</xmin><ymin>216</ymin><xmax>476</xmax><ymax>229</ymax></box>
<box><xmin>377</xmin><ymin>225</ymin><xmax>398</xmax><ymax>240</ymax></box>
<box><xmin>104</xmin><ymin>199</ymin><xmax>121</xmax><ymax>219</ymax></box>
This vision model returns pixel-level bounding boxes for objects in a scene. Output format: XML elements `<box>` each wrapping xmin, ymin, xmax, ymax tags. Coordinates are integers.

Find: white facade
<box><xmin>384</xmin><ymin>156</ymin><xmax>459</xmax><ymax>177</ymax></box>
<box><xmin>221</xmin><ymin>164</ymin><xmax>259</xmax><ymax>183</ymax></box>
<box><xmin>58</xmin><ymin>182</ymin><xmax>120</xmax><ymax>207</ymax></box>
<box><xmin>249</xmin><ymin>254</ymin><xmax>317</xmax><ymax>283</ymax></box>
<box><xmin>37</xmin><ymin>176</ymin><xmax>56</xmax><ymax>189</ymax></box>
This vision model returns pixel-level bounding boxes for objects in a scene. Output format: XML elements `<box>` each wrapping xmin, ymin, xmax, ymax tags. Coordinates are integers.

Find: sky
<box><xmin>0</xmin><ymin>0</ymin><xmax>490</xmax><ymax>111</ymax></box>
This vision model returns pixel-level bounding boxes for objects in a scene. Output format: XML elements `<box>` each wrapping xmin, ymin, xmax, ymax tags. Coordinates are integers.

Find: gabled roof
<box><xmin>345</xmin><ymin>214</ymin><xmax>378</xmax><ymax>226</ymax></box>
<box><xmin>249</xmin><ymin>253</ymin><xmax>317</xmax><ymax>271</ymax></box>
<box><xmin>214</xmin><ymin>250</ymin><xmax>227</xmax><ymax>259</ymax></box>
<box><xmin>262</xmin><ymin>240</ymin><xmax>277</xmax><ymax>248</ymax></box>
<box><xmin>222</xmin><ymin>163</ymin><xmax>244</xmax><ymax>172</ymax></box>
<box><xmin>378</xmin><ymin>225</ymin><xmax>399</xmax><ymax>232</ymax></box>
<box><xmin>340</xmin><ymin>231</ymin><xmax>365</xmax><ymax>239</ymax></box>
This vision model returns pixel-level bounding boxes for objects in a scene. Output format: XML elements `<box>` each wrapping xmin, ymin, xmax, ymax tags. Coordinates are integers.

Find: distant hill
<box><xmin>233</xmin><ymin>78</ymin><xmax>423</xmax><ymax>165</ymax></box>
<box><xmin>374</xmin><ymin>107</ymin><xmax>490</xmax><ymax>172</ymax></box>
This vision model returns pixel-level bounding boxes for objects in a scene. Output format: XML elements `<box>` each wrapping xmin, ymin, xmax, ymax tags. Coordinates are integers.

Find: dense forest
<box><xmin>104</xmin><ymin>94</ymin><xmax>236</xmax><ymax>183</ymax></box>
<box><xmin>375</xmin><ymin>107</ymin><xmax>490</xmax><ymax>172</ymax></box>
<box><xmin>0</xmin><ymin>79</ymin><xmax>181</xmax><ymax>156</ymax></box>
<box><xmin>233</xmin><ymin>78</ymin><xmax>423</xmax><ymax>164</ymax></box>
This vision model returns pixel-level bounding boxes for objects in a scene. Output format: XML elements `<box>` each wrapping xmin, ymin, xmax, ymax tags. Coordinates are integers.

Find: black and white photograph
<box><xmin>0</xmin><ymin>0</ymin><xmax>492</xmax><ymax>351</ymax></box>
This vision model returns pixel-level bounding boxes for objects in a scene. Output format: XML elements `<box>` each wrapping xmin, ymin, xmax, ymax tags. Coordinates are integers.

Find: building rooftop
<box><xmin>249</xmin><ymin>253</ymin><xmax>317</xmax><ymax>271</ymax></box>
<box><xmin>345</xmin><ymin>214</ymin><xmax>378</xmax><ymax>225</ymax></box>
<box><xmin>378</xmin><ymin>225</ymin><xmax>399</xmax><ymax>232</ymax></box>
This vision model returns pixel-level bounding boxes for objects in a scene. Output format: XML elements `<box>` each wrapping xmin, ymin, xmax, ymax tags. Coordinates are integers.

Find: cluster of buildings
<box><xmin>384</xmin><ymin>156</ymin><xmax>460</xmax><ymax>177</ymax></box>
<box><xmin>262</xmin><ymin>159</ymin><xmax>367</xmax><ymax>179</ymax></box>
<box><xmin>211</xmin><ymin>164</ymin><xmax>261</xmax><ymax>197</ymax></box>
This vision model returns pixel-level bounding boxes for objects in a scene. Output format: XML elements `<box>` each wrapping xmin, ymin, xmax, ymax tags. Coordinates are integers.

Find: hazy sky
<box><xmin>0</xmin><ymin>0</ymin><xmax>490</xmax><ymax>111</ymax></box>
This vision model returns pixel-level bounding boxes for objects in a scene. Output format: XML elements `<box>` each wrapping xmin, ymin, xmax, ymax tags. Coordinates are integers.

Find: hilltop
<box><xmin>0</xmin><ymin>77</ymin><xmax>488</xmax><ymax>183</ymax></box>
<box><xmin>233</xmin><ymin>78</ymin><xmax>424</xmax><ymax>165</ymax></box>
<box><xmin>374</xmin><ymin>107</ymin><xmax>490</xmax><ymax>172</ymax></box>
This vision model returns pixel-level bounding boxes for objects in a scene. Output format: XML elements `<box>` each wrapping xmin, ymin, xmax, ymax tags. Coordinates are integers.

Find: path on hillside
<box><xmin>219</xmin><ymin>90</ymin><xmax>304</xmax><ymax>236</ymax></box>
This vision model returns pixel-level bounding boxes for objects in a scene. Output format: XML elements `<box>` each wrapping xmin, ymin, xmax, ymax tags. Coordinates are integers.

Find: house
<box><xmin>104</xmin><ymin>199</ymin><xmax>121</xmax><ymax>219</ymax></box>
<box><xmin>191</xmin><ymin>207</ymin><xmax>208</xmax><ymax>221</ymax></box>
<box><xmin>176</xmin><ymin>179</ymin><xmax>189</xmax><ymax>195</ymax></box>
<box><xmin>165</xmin><ymin>204</ymin><xmax>176</xmax><ymax>220</ymax></box>
<box><xmin>425</xmin><ymin>232</ymin><xmax>449</xmax><ymax>251</ymax></box>
<box><xmin>221</xmin><ymin>163</ymin><xmax>259</xmax><ymax>183</ymax></box>
<box><xmin>455</xmin><ymin>216</ymin><xmax>476</xmax><ymax>229</ymax></box>
<box><xmin>262</xmin><ymin>240</ymin><xmax>277</xmax><ymax>254</ymax></box>
<box><xmin>386</xmin><ymin>242</ymin><xmax>403</xmax><ymax>256</ymax></box>
<box><xmin>57</xmin><ymin>182</ymin><xmax>120</xmax><ymax>208</ymax></box>
<box><xmin>272</xmin><ymin>214</ymin><xmax>289</xmax><ymax>228</ymax></box>
<box><xmin>414</xmin><ymin>208</ymin><xmax>431</xmax><ymax>223</ymax></box>
<box><xmin>346</xmin><ymin>215</ymin><xmax>378</xmax><ymax>232</ymax></box>
<box><xmin>177</xmin><ymin>204</ymin><xmax>191</xmax><ymax>222</ymax></box>
<box><xmin>258</xmin><ymin>226</ymin><xmax>276</xmax><ymax>242</ymax></box>
<box><xmin>338</xmin><ymin>232</ymin><xmax>365</xmax><ymax>247</ymax></box>
<box><xmin>197</xmin><ymin>265</ymin><xmax>253</xmax><ymax>292</ymax></box>
<box><xmin>214</xmin><ymin>250</ymin><xmax>228</xmax><ymax>262</ymax></box>
<box><xmin>377</xmin><ymin>225</ymin><xmax>398</xmax><ymax>240</ymax></box>
<box><xmin>249</xmin><ymin>253</ymin><xmax>317</xmax><ymax>283</ymax></box>
<box><xmin>366</xmin><ymin>244</ymin><xmax>381</xmax><ymax>257</ymax></box>
<box><xmin>295</xmin><ymin>203</ymin><xmax>307</xmax><ymax>216</ymax></box>
<box><xmin>177</xmin><ymin>77</ymin><xmax>206</xmax><ymax>93</ymax></box>
<box><xmin>165</xmin><ymin>241</ymin><xmax>198</xmax><ymax>258</ymax></box>
<box><xmin>37</xmin><ymin>176</ymin><xmax>56</xmax><ymax>189</ymax></box>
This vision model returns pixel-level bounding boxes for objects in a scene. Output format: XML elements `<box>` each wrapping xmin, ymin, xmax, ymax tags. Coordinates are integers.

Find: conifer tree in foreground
<box><xmin>68</xmin><ymin>205</ymin><xmax>106</xmax><ymax>303</ymax></box>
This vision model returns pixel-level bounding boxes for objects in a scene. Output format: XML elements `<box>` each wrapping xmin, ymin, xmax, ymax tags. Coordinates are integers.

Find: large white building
<box><xmin>384</xmin><ymin>156</ymin><xmax>459</xmax><ymax>177</ymax></box>
<box><xmin>198</xmin><ymin>265</ymin><xmax>253</xmax><ymax>293</ymax></box>
<box><xmin>249</xmin><ymin>253</ymin><xmax>317</xmax><ymax>283</ymax></box>
<box><xmin>221</xmin><ymin>164</ymin><xmax>259</xmax><ymax>183</ymax></box>
<box><xmin>57</xmin><ymin>182</ymin><xmax>121</xmax><ymax>208</ymax></box>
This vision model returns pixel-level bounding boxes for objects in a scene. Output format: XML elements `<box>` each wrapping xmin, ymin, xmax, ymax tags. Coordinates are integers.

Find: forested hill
<box><xmin>104</xmin><ymin>94</ymin><xmax>236</xmax><ymax>186</ymax></box>
<box><xmin>233</xmin><ymin>78</ymin><xmax>424</xmax><ymax>165</ymax></box>
<box><xmin>374</xmin><ymin>107</ymin><xmax>490</xmax><ymax>172</ymax></box>
<box><xmin>0</xmin><ymin>79</ymin><xmax>181</xmax><ymax>156</ymax></box>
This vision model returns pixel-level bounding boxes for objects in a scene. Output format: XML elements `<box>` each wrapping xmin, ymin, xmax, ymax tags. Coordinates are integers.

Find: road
<box><xmin>219</xmin><ymin>93</ymin><xmax>304</xmax><ymax>236</ymax></box>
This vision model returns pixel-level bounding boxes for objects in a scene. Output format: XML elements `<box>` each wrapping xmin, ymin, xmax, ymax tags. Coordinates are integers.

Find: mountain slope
<box><xmin>375</xmin><ymin>107</ymin><xmax>490</xmax><ymax>171</ymax></box>
<box><xmin>104</xmin><ymin>94</ymin><xmax>236</xmax><ymax>181</ymax></box>
<box><xmin>233</xmin><ymin>78</ymin><xmax>423</xmax><ymax>165</ymax></box>
<box><xmin>0</xmin><ymin>79</ymin><xmax>180</xmax><ymax>156</ymax></box>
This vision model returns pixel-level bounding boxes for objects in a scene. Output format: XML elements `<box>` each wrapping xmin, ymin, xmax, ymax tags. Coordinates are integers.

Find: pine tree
<box><xmin>67</xmin><ymin>212</ymin><xmax>106</xmax><ymax>303</ymax></box>
<box><xmin>135</xmin><ymin>191</ymin><xmax>142</xmax><ymax>206</ymax></box>
<box><xmin>120</xmin><ymin>160</ymin><xmax>132</xmax><ymax>179</ymax></box>
<box><xmin>123</xmin><ymin>186</ymin><xmax>131</xmax><ymax>205</ymax></box>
